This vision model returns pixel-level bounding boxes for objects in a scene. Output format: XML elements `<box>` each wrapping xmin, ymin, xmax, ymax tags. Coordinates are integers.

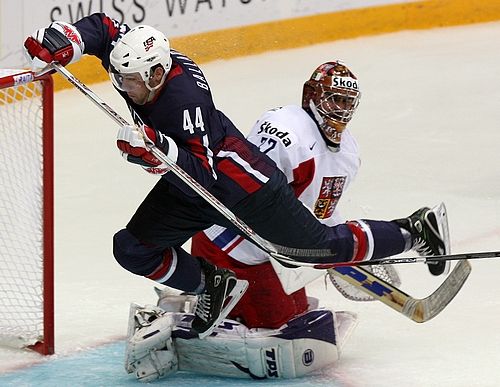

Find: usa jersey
<box><xmin>74</xmin><ymin>13</ymin><xmax>276</xmax><ymax>207</ymax></box>
<box><xmin>203</xmin><ymin>105</ymin><xmax>360</xmax><ymax>265</ymax></box>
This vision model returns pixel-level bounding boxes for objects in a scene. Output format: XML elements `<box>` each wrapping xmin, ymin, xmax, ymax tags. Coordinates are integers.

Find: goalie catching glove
<box><xmin>23</xmin><ymin>21</ymin><xmax>84</xmax><ymax>69</ymax></box>
<box><xmin>117</xmin><ymin>124</ymin><xmax>178</xmax><ymax>175</ymax></box>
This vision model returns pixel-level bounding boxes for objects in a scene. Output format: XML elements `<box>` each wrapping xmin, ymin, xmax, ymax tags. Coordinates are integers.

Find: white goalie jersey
<box><xmin>203</xmin><ymin>105</ymin><xmax>361</xmax><ymax>265</ymax></box>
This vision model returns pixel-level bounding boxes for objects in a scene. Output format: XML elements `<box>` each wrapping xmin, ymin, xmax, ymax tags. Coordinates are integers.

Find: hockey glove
<box><xmin>24</xmin><ymin>21</ymin><xmax>84</xmax><ymax>69</ymax></box>
<box><xmin>117</xmin><ymin>124</ymin><xmax>178</xmax><ymax>175</ymax></box>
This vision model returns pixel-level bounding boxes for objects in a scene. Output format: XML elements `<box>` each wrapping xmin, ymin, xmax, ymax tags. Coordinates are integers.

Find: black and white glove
<box><xmin>23</xmin><ymin>21</ymin><xmax>84</xmax><ymax>69</ymax></box>
<box><xmin>117</xmin><ymin>124</ymin><xmax>178</xmax><ymax>175</ymax></box>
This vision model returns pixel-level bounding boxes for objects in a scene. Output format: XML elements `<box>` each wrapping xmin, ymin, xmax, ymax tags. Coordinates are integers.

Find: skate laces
<box><xmin>412</xmin><ymin>211</ymin><xmax>443</xmax><ymax>256</ymax></box>
<box><xmin>194</xmin><ymin>292</ymin><xmax>211</xmax><ymax>322</ymax></box>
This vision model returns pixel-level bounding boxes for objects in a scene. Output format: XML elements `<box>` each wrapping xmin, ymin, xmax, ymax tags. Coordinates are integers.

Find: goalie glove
<box><xmin>24</xmin><ymin>21</ymin><xmax>84</xmax><ymax>69</ymax></box>
<box><xmin>117</xmin><ymin>124</ymin><xmax>178</xmax><ymax>175</ymax></box>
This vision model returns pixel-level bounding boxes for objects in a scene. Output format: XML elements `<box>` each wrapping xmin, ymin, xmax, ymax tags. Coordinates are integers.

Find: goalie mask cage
<box><xmin>0</xmin><ymin>69</ymin><xmax>54</xmax><ymax>355</ymax></box>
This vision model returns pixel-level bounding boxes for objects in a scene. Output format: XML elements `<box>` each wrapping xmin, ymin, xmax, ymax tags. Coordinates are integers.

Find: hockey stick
<box><xmin>328</xmin><ymin>259</ymin><xmax>471</xmax><ymax>323</ymax></box>
<box><xmin>52</xmin><ymin>64</ymin><xmax>470</xmax><ymax>321</ymax></box>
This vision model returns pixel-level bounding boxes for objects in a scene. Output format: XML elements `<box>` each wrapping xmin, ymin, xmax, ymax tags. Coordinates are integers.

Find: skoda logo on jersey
<box><xmin>257</xmin><ymin>121</ymin><xmax>293</xmax><ymax>147</ymax></box>
<box><xmin>143</xmin><ymin>36</ymin><xmax>156</xmax><ymax>52</ymax></box>
<box><xmin>302</xmin><ymin>349</ymin><xmax>314</xmax><ymax>366</ymax></box>
<box><xmin>332</xmin><ymin>76</ymin><xmax>358</xmax><ymax>90</ymax></box>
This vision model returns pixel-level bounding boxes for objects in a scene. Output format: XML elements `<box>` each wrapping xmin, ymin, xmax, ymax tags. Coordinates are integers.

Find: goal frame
<box><xmin>0</xmin><ymin>70</ymin><xmax>54</xmax><ymax>355</ymax></box>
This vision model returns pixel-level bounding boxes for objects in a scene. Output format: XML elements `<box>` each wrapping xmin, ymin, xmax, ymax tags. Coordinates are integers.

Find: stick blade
<box><xmin>410</xmin><ymin>259</ymin><xmax>472</xmax><ymax>323</ymax></box>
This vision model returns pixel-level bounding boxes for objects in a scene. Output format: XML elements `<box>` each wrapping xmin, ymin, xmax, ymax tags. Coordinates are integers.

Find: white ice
<box><xmin>1</xmin><ymin>21</ymin><xmax>499</xmax><ymax>386</ymax></box>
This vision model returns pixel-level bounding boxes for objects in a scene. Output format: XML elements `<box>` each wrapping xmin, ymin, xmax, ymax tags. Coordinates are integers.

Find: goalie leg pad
<box><xmin>155</xmin><ymin>288</ymin><xmax>197</xmax><ymax>313</ymax></box>
<box><xmin>174</xmin><ymin>308</ymin><xmax>355</xmax><ymax>379</ymax></box>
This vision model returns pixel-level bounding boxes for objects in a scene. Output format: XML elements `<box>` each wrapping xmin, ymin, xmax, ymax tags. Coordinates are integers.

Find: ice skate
<box><xmin>394</xmin><ymin>202</ymin><xmax>450</xmax><ymax>276</ymax></box>
<box><xmin>191</xmin><ymin>260</ymin><xmax>248</xmax><ymax>339</ymax></box>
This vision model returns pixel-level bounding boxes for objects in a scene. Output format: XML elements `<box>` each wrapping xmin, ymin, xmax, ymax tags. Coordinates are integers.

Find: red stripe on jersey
<box><xmin>102</xmin><ymin>15</ymin><xmax>119</xmax><ymax>39</ymax></box>
<box><xmin>216</xmin><ymin>136</ymin><xmax>275</xmax><ymax>178</ymax></box>
<box><xmin>224</xmin><ymin>236</ymin><xmax>245</xmax><ymax>255</ymax></box>
<box><xmin>186</xmin><ymin>137</ymin><xmax>212</xmax><ymax>172</ymax></box>
<box><xmin>146</xmin><ymin>250</ymin><xmax>173</xmax><ymax>281</ymax></box>
<box><xmin>347</xmin><ymin>222</ymin><xmax>368</xmax><ymax>262</ymax></box>
<box><xmin>291</xmin><ymin>158</ymin><xmax>315</xmax><ymax>197</ymax></box>
<box><xmin>217</xmin><ymin>159</ymin><xmax>262</xmax><ymax>194</ymax></box>
<box><xmin>166</xmin><ymin>63</ymin><xmax>183</xmax><ymax>81</ymax></box>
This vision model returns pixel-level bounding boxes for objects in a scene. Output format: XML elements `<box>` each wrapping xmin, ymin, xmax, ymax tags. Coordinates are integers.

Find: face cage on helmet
<box><xmin>316</xmin><ymin>87</ymin><xmax>360</xmax><ymax>124</ymax></box>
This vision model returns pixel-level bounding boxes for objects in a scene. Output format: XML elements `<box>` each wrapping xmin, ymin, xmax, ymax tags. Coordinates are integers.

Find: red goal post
<box><xmin>0</xmin><ymin>69</ymin><xmax>54</xmax><ymax>355</ymax></box>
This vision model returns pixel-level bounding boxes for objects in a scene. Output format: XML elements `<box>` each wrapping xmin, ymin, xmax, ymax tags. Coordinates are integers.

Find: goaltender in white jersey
<box><xmin>125</xmin><ymin>61</ymin><xmax>399</xmax><ymax>381</ymax></box>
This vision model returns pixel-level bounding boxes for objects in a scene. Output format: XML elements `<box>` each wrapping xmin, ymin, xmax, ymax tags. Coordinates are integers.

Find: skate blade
<box><xmin>197</xmin><ymin>279</ymin><xmax>249</xmax><ymax>339</ymax></box>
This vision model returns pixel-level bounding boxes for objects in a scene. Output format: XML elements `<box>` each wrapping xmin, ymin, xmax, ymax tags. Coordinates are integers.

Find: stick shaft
<box><xmin>330</xmin><ymin>250</ymin><xmax>500</xmax><ymax>268</ymax></box>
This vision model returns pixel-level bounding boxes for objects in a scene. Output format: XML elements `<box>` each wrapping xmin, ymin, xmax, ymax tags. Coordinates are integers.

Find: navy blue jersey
<box><xmin>74</xmin><ymin>13</ymin><xmax>276</xmax><ymax>207</ymax></box>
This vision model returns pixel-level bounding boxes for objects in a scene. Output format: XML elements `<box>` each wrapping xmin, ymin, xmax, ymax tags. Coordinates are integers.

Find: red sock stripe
<box><xmin>146</xmin><ymin>249</ymin><xmax>173</xmax><ymax>281</ymax></box>
<box><xmin>347</xmin><ymin>222</ymin><xmax>368</xmax><ymax>262</ymax></box>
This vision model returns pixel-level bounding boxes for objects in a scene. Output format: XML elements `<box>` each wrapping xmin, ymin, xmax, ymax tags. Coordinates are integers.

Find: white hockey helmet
<box><xmin>302</xmin><ymin>61</ymin><xmax>361</xmax><ymax>150</ymax></box>
<box><xmin>109</xmin><ymin>25</ymin><xmax>172</xmax><ymax>92</ymax></box>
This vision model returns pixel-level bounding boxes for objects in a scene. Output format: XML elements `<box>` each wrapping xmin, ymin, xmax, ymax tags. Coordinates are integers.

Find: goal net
<box><xmin>0</xmin><ymin>69</ymin><xmax>54</xmax><ymax>355</ymax></box>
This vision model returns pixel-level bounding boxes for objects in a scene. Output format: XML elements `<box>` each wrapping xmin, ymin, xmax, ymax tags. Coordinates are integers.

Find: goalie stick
<box><xmin>51</xmin><ymin>64</ymin><xmax>470</xmax><ymax>321</ymax></box>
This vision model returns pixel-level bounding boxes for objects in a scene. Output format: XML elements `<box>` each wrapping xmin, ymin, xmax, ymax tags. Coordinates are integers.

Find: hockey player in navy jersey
<box><xmin>24</xmin><ymin>14</ymin><xmax>449</xmax><ymax>339</ymax></box>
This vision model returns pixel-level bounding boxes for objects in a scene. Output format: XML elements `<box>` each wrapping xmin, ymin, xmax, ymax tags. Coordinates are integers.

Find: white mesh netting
<box><xmin>0</xmin><ymin>69</ymin><xmax>47</xmax><ymax>348</ymax></box>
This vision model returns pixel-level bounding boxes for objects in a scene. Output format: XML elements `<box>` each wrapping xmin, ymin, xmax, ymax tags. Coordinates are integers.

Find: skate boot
<box><xmin>394</xmin><ymin>203</ymin><xmax>450</xmax><ymax>276</ymax></box>
<box><xmin>191</xmin><ymin>259</ymin><xmax>248</xmax><ymax>339</ymax></box>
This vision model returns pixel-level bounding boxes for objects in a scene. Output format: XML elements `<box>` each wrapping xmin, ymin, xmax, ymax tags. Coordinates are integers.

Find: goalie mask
<box><xmin>302</xmin><ymin>61</ymin><xmax>361</xmax><ymax>150</ymax></box>
<box><xmin>109</xmin><ymin>25</ymin><xmax>172</xmax><ymax>95</ymax></box>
